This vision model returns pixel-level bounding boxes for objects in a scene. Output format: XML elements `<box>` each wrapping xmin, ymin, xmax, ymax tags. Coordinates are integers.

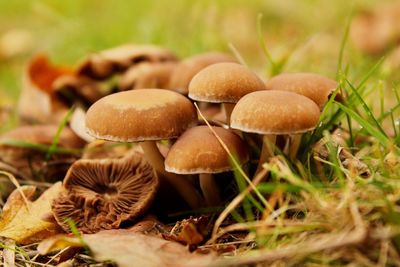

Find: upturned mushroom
<box><xmin>85</xmin><ymin>89</ymin><xmax>203</xmax><ymax>208</ymax></box>
<box><xmin>231</xmin><ymin>90</ymin><xmax>320</xmax><ymax>172</ymax></box>
<box><xmin>52</xmin><ymin>152</ymin><xmax>158</xmax><ymax>233</ymax></box>
<box><xmin>169</xmin><ymin>52</ymin><xmax>237</xmax><ymax>95</ymax></box>
<box><xmin>265</xmin><ymin>72</ymin><xmax>338</xmax><ymax>110</ymax></box>
<box><xmin>165</xmin><ymin>126</ymin><xmax>249</xmax><ymax>206</ymax></box>
<box><xmin>188</xmin><ymin>62</ymin><xmax>266</xmax><ymax>124</ymax></box>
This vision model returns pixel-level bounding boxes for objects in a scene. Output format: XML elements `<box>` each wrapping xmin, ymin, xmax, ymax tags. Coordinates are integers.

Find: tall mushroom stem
<box><xmin>288</xmin><ymin>134</ymin><xmax>302</xmax><ymax>160</ymax></box>
<box><xmin>255</xmin><ymin>135</ymin><xmax>276</xmax><ymax>175</ymax></box>
<box><xmin>199</xmin><ymin>173</ymin><xmax>221</xmax><ymax>206</ymax></box>
<box><xmin>222</xmin><ymin>103</ymin><xmax>235</xmax><ymax>126</ymax></box>
<box><xmin>140</xmin><ymin>141</ymin><xmax>203</xmax><ymax>208</ymax></box>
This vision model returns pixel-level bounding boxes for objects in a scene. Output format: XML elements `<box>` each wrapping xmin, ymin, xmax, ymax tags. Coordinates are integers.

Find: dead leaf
<box><xmin>0</xmin><ymin>182</ymin><xmax>64</xmax><ymax>244</ymax></box>
<box><xmin>17</xmin><ymin>55</ymin><xmax>71</xmax><ymax>123</ymax></box>
<box><xmin>165</xmin><ymin>217</ymin><xmax>210</xmax><ymax>247</ymax></box>
<box><xmin>39</xmin><ymin>229</ymin><xmax>216</xmax><ymax>267</ymax></box>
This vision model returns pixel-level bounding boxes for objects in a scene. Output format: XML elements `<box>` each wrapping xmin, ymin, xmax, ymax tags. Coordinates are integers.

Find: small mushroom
<box><xmin>77</xmin><ymin>44</ymin><xmax>178</xmax><ymax>80</ymax></box>
<box><xmin>231</xmin><ymin>90</ymin><xmax>320</xmax><ymax>173</ymax></box>
<box><xmin>165</xmin><ymin>126</ymin><xmax>249</xmax><ymax>206</ymax></box>
<box><xmin>265</xmin><ymin>72</ymin><xmax>338</xmax><ymax>110</ymax></box>
<box><xmin>52</xmin><ymin>152</ymin><xmax>158</xmax><ymax>233</ymax></box>
<box><xmin>118</xmin><ymin>62</ymin><xmax>177</xmax><ymax>91</ymax></box>
<box><xmin>85</xmin><ymin>89</ymin><xmax>203</xmax><ymax>208</ymax></box>
<box><xmin>169</xmin><ymin>52</ymin><xmax>237</xmax><ymax>95</ymax></box>
<box><xmin>188</xmin><ymin>62</ymin><xmax>266</xmax><ymax>124</ymax></box>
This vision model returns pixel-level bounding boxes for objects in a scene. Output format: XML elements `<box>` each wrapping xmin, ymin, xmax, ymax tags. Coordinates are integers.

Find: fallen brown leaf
<box><xmin>166</xmin><ymin>216</ymin><xmax>210</xmax><ymax>247</ymax></box>
<box><xmin>39</xmin><ymin>229</ymin><xmax>216</xmax><ymax>267</ymax></box>
<box><xmin>0</xmin><ymin>182</ymin><xmax>64</xmax><ymax>244</ymax></box>
<box><xmin>17</xmin><ymin>55</ymin><xmax>71</xmax><ymax>123</ymax></box>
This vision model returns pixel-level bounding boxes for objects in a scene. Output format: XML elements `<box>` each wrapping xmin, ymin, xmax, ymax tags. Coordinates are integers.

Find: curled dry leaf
<box><xmin>0</xmin><ymin>182</ymin><xmax>63</xmax><ymax>244</ymax></box>
<box><xmin>52</xmin><ymin>152</ymin><xmax>159</xmax><ymax>233</ymax></box>
<box><xmin>17</xmin><ymin>54</ymin><xmax>72</xmax><ymax>123</ymax></box>
<box><xmin>0</xmin><ymin>125</ymin><xmax>85</xmax><ymax>181</ymax></box>
<box><xmin>119</xmin><ymin>62</ymin><xmax>177</xmax><ymax>91</ymax></box>
<box><xmin>77</xmin><ymin>44</ymin><xmax>178</xmax><ymax>80</ymax></box>
<box><xmin>165</xmin><ymin>216</ymin><xmax>210</xmax><ymax>247</ymax></box>
<box><xmin>313</xmin><ymin>129</ymin><xmax>370</xmax><ymax>178</ymax></box>
<box><xmin>39</xmin><ymin>230</ymin><xmax>216</xmax><ymax>267</ymax></box>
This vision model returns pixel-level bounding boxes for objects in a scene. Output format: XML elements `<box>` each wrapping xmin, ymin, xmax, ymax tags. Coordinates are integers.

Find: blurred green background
<box><xmin>0</xmin><ymin>0</ymin><xmax>394</xmax><ymax>105</ymax></box>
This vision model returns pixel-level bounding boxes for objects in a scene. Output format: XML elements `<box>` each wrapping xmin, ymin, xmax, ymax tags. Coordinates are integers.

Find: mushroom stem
<box><xmin>222</xmin><ymin>103</ymin><xmax>235</xmax><ymax>125</ymax></box>
<box><xmin>288</xmin><ymin>134</ymin><xmax>302</xmax><ymax>160</ymax></box>
<box><xmin>199</xmin><ymin>173</ymin><xmax>221</xmax><ymax>206</ymax></box>
<box><xmin>140</xmin><ymin>141</ymin><xmax>203</xmax><ymax>208</ymax></box>
<box><xmin>255</xmin><ymin>135</ymin><xmax>276</xmax><ymax>175</ymax></box>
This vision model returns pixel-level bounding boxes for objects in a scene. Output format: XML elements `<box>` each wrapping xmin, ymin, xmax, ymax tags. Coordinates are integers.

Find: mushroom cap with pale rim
<box><xmin>188</xmin><ymin>62</ymin><xmax>266</xmax><ymax>103</ymax></box>
<box><xmin>231</xmin><ymin>90</ymin><xmax>320</xmax><ymax>135</ymax></box>
<box><xmin>165</xmin><ymin>126</ymin><xmax>249</xmax><ymax>174</ymax></box>
<box><xmin>265</xmin><ymin>73</ymin><xmax>337</xmax><ymax>109</ymax></box>
<box><xmin>85</xmin><ymin>89</ymin><xmax>197</xmax><ymax>142</ymax></box>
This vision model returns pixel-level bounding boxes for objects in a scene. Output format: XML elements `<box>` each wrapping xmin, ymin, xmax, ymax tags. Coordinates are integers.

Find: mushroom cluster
<box><xmin>0</xmin><ymin>43</ymin><xmax>339</xmax><ymax>234</ymax></box>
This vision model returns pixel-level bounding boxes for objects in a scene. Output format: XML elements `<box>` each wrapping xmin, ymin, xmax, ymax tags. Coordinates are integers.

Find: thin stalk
<box><xmin>199</xmin><ymin>173</ymin><xmax>221</xmax><ymax>206</ymax></box>
<box><xmin>140</xmin><ymin>141</ymin><xmax>203</xmax><ymax>208</ymax></box>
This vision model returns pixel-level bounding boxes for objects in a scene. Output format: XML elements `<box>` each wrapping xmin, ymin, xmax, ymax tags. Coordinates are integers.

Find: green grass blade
<box><xmin>336</xmin><ymin>10</ymin><xmax>352</xmax><ymax>80</ymax></box>
<box><xmin>45</xmin><ymin>106</ymin><xmax>75</xmax><ymax>161</ymax></box>
<box><xmin>336</xmin><ymin>102</ymin><xmax>389</xmax><ymax>146</ymax></box>
<box><xmin>257</xmin><ymin>13</ymin><xmax>277</xmax><ymax>75</ymax></box>
<box><xmin>344</xmin><ymin>77</ymin><xmax>387</xmax><ymax>135</ymax></box>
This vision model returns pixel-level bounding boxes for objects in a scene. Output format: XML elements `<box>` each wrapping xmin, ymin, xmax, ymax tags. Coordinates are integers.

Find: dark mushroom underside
<box><xmin>52</xmin><ymin>152</ymin><xmax>158</xmax><ymax>233</ymax></box>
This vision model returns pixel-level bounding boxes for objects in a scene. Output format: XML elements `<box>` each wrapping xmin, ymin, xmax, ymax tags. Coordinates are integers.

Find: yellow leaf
<box><xmin>0</xmin><ymin>182</ymin><xmax>63</xmax><ymax>244</ymax></box>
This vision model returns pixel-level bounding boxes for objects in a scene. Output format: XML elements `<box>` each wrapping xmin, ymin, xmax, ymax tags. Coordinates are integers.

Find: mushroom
<box><xmin>165</xmin><ymin>126</ymin><xmax>249</xmax><ymax>206</ymax></box>
<box><xmin>231</xmin><ymin>90</ymin><xmax>320</xmax><ymax>173</ymax></box>
<box><xmin>85</xmin><ymin>89</ymin><xmax>203</xmax><ymax>208</ymax></box>
<box><xmin>118</xmin><ymin>62</ymin><xmax>177</xmax><ymax>91</ymax></box>
<box><xmin>265</xmin><ymin>72</ymin><xmax>338</xmax><ymax>110</ymax></box>
<box><xmin>52</xmin><ymin>152</ymin><xmax>158</xmax><ymax>233</ymax></box>
<box><xmin>0</xmin><ymin>125</ymin><xmax>85</xmax><ymax>181</ymax></box>
<box><xmin>53</xmin><ymin>75</ymin><xmax>105</xmax><ymax>108</ymax></box>
<box><xmin>169</xmin><ymin>52</ymin><xmax>237</xmax><ymax>95</ymax></box>
<box><xmin>77</xmin><ymin>44</ymin><xmax>178</xmax><ymax>80</ymax></box>
<box><xmin>350</xmin><ymin>3</ymin><xmax>400</xmax><ymax>55</ymax></box>
<box><xmin>188</xmin><ymin>62</ymin><xmax>266</xmax><ymax>124</ymax></box>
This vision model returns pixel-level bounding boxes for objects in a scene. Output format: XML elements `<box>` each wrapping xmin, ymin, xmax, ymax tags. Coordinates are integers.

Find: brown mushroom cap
<box><xmin>118</xmin><ymin>62</ymin><xmax>177</xmax><ymax>91</ymax></box>
<box><xmin>85</xmin><ymin>89</ymin><xmax>197</xmax><ymax>142</ymax></box>
<box><xmin>169</xmin><ymin>52</ymin><xmax>237</xmax><ymax>94</ymax></box>
<box><xmin>77</xmin><ymin>44</ymin><xmax>178</xmax><ymax>80</ymax></box>
<box><xmin>231</xmin><ymin>90</ymin><xmax>320</xmax><ymax>135</ymax></box>
<box><xmin>265</xmin><ymin>73</ymin><xmax>338</xmax><ymax>109</ymax></box>
<box><xmin>165</xmin><ymin>126</ymin><xmax>249</xmax><ymax>174</ymax></box>
<box><xmin>52</xmin><ymin>152</ymin><xmax>158</xmax><ymax>233</ymax></box>
<box><xmin>188</xmin><ymin>62</ymin><xmax>266</xmax><ymax>103</ymax></box>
